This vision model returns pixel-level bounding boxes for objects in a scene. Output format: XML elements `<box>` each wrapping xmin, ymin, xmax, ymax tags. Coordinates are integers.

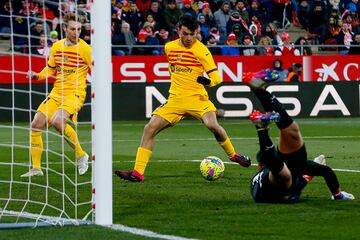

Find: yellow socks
<box><xmin>219</xmin><ymin>138</ymin><xmax>236</xmax><ymax>159</ymax></box>
<box><xmin>134</xmin><ymin>147</ymin><xmax>152</xmax><ymax>175</ymax></box>
<box><xmin>31</xmin><ymin>131</ymin><xmax>43</xmax><ymax>170</ymax></box>
<box><xmin>64</xmin><ymin>124</ymin><xmax>84</xmax><ymax>158</ymax></box>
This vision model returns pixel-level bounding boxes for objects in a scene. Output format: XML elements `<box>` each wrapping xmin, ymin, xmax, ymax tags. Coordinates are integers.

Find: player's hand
<box><xmin>27</xmin><ymin>71</ymin><xmax>39</xmax><ymax>80</ymax></box>
<box><xmin>197</xmin><ymin>76</ymin><xmax>211</xmax><ymax>86</ymax></box>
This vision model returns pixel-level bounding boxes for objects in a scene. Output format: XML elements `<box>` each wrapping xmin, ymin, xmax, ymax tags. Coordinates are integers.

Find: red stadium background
<box><xmin>1</xmin><ymin>55</ymin><xmax>359</xmax><ymax>83</ymax></box>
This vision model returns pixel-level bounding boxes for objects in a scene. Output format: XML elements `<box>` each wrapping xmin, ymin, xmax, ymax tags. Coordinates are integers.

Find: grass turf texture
<box><xmin>1</xmin><ymin>118</ymin><xmax>360</xmax><ymax>240</ymax></box>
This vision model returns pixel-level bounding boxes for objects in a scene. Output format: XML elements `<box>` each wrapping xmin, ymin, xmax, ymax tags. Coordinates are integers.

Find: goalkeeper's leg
<box><xmin>251</xmin><ymin>88</ymin><xmax>303</xmax><ymax>154</ymax></box>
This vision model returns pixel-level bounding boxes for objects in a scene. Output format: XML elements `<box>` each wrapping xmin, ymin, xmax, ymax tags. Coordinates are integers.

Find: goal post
<box><xmin>91</xmin><ymin>0</ymin><xmax>113</xmax><ymax>226</ymax></box>
<box><xmin>0</xmin><ymin>0</ymin><xmax>112</xmax><ymax>227</ymax></box>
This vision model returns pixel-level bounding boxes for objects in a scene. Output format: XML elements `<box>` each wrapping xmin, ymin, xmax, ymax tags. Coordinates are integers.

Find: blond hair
<box><xmin>63</xmin><ymin>12</ymin><xmax>80</xmax><ymax>26</ymax></box>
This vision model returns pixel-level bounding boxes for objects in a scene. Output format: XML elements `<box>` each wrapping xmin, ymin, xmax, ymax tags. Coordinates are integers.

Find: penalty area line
<box><xmin>106</xmin><ymin>224</ymin><xmax>198</xmax><ymax>240</ymax></box>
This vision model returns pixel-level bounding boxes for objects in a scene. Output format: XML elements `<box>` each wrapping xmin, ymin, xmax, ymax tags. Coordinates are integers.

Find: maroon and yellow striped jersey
<box><xmin>38</xmin><ymin>38</ymin><xmax>91</xmax><ymax>94</ymax></box>
<box><xmin>165</xmin><ymin>39</ymin><xmax>221</xmax><ymax>97</ymax></box>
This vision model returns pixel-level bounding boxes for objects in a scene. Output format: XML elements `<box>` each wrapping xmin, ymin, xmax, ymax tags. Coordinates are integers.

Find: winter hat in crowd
<box><xmin>227</xmin><ymin>32</ymin><xmax>237</xmax><ymax>41</ymax></box>
<box><xmin>183</xmin><ymin>0</ymin><xmax>192</xmax><ymax>5</ymax></box>
<box><xmin>281</xmin><ymin>31</ymin><xmax>290</xmax><ymax>41</ymax></box>
<box><xmin>138</xmin><ymin>31</ymin><xmax>148</xmax><ymax>40</ymax></box>
<box><xmin>202</xmin><ymin>1</ymin><xmax>210</xmax><ymax>10</ymax></box>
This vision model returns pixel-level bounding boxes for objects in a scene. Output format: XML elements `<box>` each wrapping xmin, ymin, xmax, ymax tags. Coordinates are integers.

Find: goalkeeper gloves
<box><xmin>197</xmin><ymin>76</ymin><xmax>211</xmax><ymax>86</ymax></box>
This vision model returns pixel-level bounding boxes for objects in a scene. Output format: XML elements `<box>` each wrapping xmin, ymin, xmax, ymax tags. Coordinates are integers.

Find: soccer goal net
<box><xmin>0</xmin><ymin>0</ymin><xmax>112</xmax><ymax>228</ymax></box>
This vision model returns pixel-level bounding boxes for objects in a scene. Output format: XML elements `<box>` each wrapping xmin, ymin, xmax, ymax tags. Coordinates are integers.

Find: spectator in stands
<box><xmin>257</xmin><ymin>36</ymin><xmax>274</xmax><ymax>55</ymax></box>
<box><xmin>32</xmin><ymin>34</ymin><xmax>50</xmax><ymax>56</ymax></box>
<box><xmin>199</xmin><ymin>1</ymin><xmax>216</xmax><ymax>27</ymax></box>
<box><xmin>221</xmin><ymin>32</ymin><xmax>240</xmax><ymax>55</ymax></box>
<box><xmin>272</xmin><ymin>59</ymin><xmax>288</xmax><ymax>81</ymax></box>
<box><xmin>182</xmin><ymin>0</ymin><xmax>197</xmax><ymax>18</ymax></box>
<box><xmin>342</xmin><ymin>11</ymin><xmax>358</xmax><ymax>32</ymax></box>
<box><xmin>132</xmin><ymin>31</ymin><xmax>148</xmax><ymax>55</ymax></box>
<box><xmin>49</xmin><ymin>30</ymin><xmax>59</xmax><ymax>46</ymax></box>
<box><xmin>287</xmin><ymin>63</ymin><xmax>303</xmax><ymax>82</ymax></box>
<box><xmin>198</xmin><ymin>13</ymin><xmax>211</xmax><ymax>40</ymax></box>
<box><xmin>136</xmin><ymin>0</ymin><xmax>153</xmax><ymax>16</ymax></box>
<box><xmin>145</xmin><ymin>30</ymin><xmax>161</xmax><ymax>55</ymax></box>
<box><xmin>240</xmin><ymin>34</ymin><xmax>258</xmax><ymax>55</ymax></box>
<box><xmin>231</xmin><ymin>0</ymin><xmax>250</xmax><ymax>24</ymax></box>
<box><xmin>30</xmin><ymin>21</ymin><xmax>44</xmax><ymax>54</ymax></box>
<box><xmin>294</xmin><ymin>36</ymin><xmax>312</xmax><ymax>55</ymax></box>
<box><xmin>249</xmin><ymin>0</ymin><xmax>266</xmax><ymax>25</ymax></box>
<box><xmin>164</xmin><ymin>0</ymin><xmax>183</xmax><ymax>37</ymax></box>
<box><xmin>207</xmin><ymin>34</ymin><xmax>221</xmax><ymax>55</ymax></box>
<box><xmin>249</xmin><ymin>23</ymin><xmax>260</xmax><ymax>44</ymax></box>
<box><xmin>231</xmin><ymin>23</ymin><xmax>244</xmax><ymax>43</ymax></box>
<box><xmin>214</xmin><ymin>1</ymin><xmax>231</xmax><ymax>43</ymax></box>
<box><xmin>297</xmin><ymin>0</ymin><xmax>310</xmax><ymax>30</ymax></box>
<box><xmin>112</xmin><ymin>22</ymin><xmax>136</xmax><ymax>55</ymax></box>
<box><xmin>81</xmin><ymin>23</ymin><xmax>91</xmax><ymax>44</ymax></box>
<box><xmin>349</xmin><ymin>32</ymin><xmax>360</xmax><ymax>54</ymax></box>
<box><xmin>155</xmin><ymin>27</ymin><xmax>170</xmax><ymax>50</ymax></box>
<box><xmin>209</xmin><ymin>26</ymin><xmax>221</xmax><ymax>43</ymax></box>
<box><xmin>274</xmin><ymin>32</ymin><xmax>299</xmax><ymax>55</ymax></box>
<box><xmin>337</xmin><ymin>23</ymin><xmax>354</xmax><ymax>54</ymax></box>
<box><xmin>262</xmin><ymin>23</ymin><xmax>280</xmax><ymax>45</ymax></box>
<box><xmin>308</xmin><ymin>2</ymin><xmax>327</xmax><ymax>43</ymax></box>
<box><xmin>122</xmin><ymin>2</ymin><xmax>144</xmax><ymax>36</ymax></box>
<box><xmin>326</xmin><ymin>16</ymin><xmax>341</xmax><ymax>40</ymax></box>
<box><xmin>249</xmin><ymin>14</ymin><xmax>262</xmax><ymax>37</ymax></box>
<box><xmin>226</xmin><ymin>11</ymin><xmax>249</xmax><ymax>38</ymax></box>
<box><xmin>147</xmin><ymin>1</ymin><xmax>163</xmax><ymax>25</ymax></box>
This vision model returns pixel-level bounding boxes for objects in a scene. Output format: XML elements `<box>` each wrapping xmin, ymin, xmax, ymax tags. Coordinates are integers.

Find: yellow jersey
<box><xmin>165</xmin><ymin>39</ymin><xmax>221</xmax><ymax>97</ymax></box>
<box><xmin>38</xmin><ymin>38</ymin><xmax>92</xmax><ymax>95</ymax></box>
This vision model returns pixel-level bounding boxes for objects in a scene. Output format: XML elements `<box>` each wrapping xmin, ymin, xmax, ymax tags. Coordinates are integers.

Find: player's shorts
<box><xmin>278</xmin><ymin>144</ymin><xmax>308</xmax><ymax>176</ymax></box>
<box><xmin>152</xmin><ymin>94</ymin><xmax>217</xmax><ymax>125</ymax></box>
<box><xmin>37</xmin><ymin>91</ymin><xmax>86</xmax><ymax>123</ymax></box>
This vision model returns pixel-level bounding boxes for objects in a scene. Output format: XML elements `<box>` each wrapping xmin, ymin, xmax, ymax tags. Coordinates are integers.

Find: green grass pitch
<box><xmin>1</xmin><ymin>118</ymin><xmax>360</xmax><ymax>240</ymax></box>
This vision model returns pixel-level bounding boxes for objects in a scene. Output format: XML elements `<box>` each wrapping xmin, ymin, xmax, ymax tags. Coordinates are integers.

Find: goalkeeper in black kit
<box><xmin>243</xmin><ymin>69</ymin><xmax>355</xmax><ymax>203</ymax></box>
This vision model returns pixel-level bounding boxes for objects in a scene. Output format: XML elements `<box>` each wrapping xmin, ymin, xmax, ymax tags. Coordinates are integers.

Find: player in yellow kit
<box><xmin>115</xmin><ymin>15</ymin><xmax>251</xmax><ymax>182</ymax></box>
<box><xmin>21</xmin><ymin>12</ymin><xmax>91</xmax><ymax>177</ymax></box>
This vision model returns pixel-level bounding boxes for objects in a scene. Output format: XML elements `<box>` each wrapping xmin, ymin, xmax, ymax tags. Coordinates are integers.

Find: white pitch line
<box><xmin>107</xmin><ymin>224</ymin><xmax>198</xmax><ymax>240</ymax></box>
<box><xmin>114</xmin><ymin>159</ymin><xmax>360</xmax><ymax>173</ymax></box>
<box><xmin>1</xmin><ymin>135</ymin><xmax>359</xmax><ymax>145</ymax></box>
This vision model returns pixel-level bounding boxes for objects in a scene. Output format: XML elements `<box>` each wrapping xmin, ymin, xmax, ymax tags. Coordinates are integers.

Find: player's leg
<box><xmin>20</xmin><ymin>112</ymin><xmax>47</xmax><ymax>177</ymax></box>
<box><xmin>115</xmin><ymin>101</ymin><xmax>176</xmax><ymax>182</ymax></box>
<box><xmin>251</xmin><ymin>88</ymin><xmax>303</xmax><ymax>153</ymax></box>
<box><xmin>305</xmin><ymin>160</ymin><xmax>354</xmax><ymax>200</ymax></box>
<box><xmin>255</xmin><ymin>125</ymin><xmax>292</xmax><ymax>189</ymax></box>
<box><xmin>201</xmin><ymin>111</ymin><xmax>251</xmax><ymax>167</ymax></box>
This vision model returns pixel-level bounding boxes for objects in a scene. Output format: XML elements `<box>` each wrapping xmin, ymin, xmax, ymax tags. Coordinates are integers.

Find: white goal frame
<box><xmin>0</xmin><ymin>0</ymin><xmax>112</xmax><ymax>227</ymax></box>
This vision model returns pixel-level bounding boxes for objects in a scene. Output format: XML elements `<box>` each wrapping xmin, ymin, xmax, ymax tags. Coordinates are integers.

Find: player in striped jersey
<box><xmin>21</xmin><ymin>12</ymin><xmax>91</xmax><ymax>177</ymax></box>
<box><xmin>115</xmin><ymin>15</ymin><xmax>251</xmax><ymax>182</ymax></box>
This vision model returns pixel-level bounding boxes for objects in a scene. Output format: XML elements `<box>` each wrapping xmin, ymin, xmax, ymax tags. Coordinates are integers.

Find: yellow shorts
<box><xmin>153</xmin><ymin>94</ymin><xmax>217</xmax><ymax>125</ymax></box>
<box><xmin>37</xmin><ymin>91</ymin><xmax>86</xmax><ymax>123</ymax></box>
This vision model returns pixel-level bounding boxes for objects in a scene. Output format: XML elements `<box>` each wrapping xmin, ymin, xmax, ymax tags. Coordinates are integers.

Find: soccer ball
<box><xmin>200</xmin><ymin>156</ymin><xmax>225</xmax><ymax>181</ymax></box>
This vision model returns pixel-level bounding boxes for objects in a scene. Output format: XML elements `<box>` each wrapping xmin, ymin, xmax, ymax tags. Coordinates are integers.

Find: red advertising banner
<box><xmin>0</xmin><ymin>55</ymin><xmax>359</xmax><ymax>84</ymax></box>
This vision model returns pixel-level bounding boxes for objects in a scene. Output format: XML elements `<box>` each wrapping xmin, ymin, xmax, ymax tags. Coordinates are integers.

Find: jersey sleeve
<box><xmin>82</xmin><ymin>44</ymin><xmax>92</xmax><ymax>67</ymax></box>
<box><xmin>196</xmin><ymin>44</ymin><xmax>222</xmax><ymax>87</ymax></box>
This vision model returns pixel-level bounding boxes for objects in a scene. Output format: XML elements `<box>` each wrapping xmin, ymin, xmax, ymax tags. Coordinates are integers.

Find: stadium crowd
<box><xmin>0</xmin><ymin>0</ymin><xmax>360</xmax><ymax>55</ymax></box>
